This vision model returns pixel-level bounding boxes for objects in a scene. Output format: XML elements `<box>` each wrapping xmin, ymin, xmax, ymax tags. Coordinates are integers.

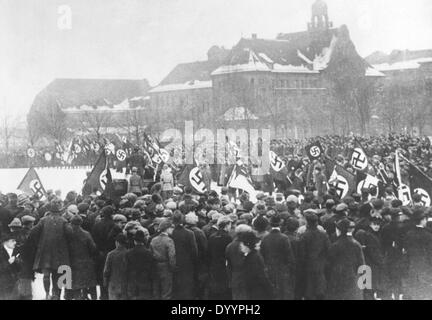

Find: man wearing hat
<box><xmin>91</xmin><ymin>205</ymin><xmax>116</xmax><ymax>300</ymax></box>
<box><xmin>225</xmin><ymin>224</ymin><xmax>252</xmax><ymax>300</ymax></box>
<box><xmin>31</xmin><ymin>198</ymin><xmax>72</xmax><ymax>300</ymax></box>
<box><xmin>326</xmin><ymin>218</ymin><xmax>365</xmax><ymax>300</ymax></box>
<box><xmin>103</xmin><ymin>233</ymin><xmax>128</xmax><ymax>300</ymax></box>
<box><xmin>125</xmin><ymin>230</ymin><xmax>155</xmax><ymax>300</ymax></box>
<box><xmin>68</xmin><ymin>214</ymin><xmax>98</xmax><ymax>300</ymax></box>
<box><xmin>171</xmin><ymin>212</ymin><xmax>198</xmax><ymax>299</ymax></box>
<box><xmin>207</xmin><ymin>215</ymin><xmax>232</xmax><ymax>300</ymax></box>
<box><xmin>298</xmin><ymin>211</ymin><xmax>331</xmax><ymax>300</ymax></box>
<box><xmin>185</xmin><ymin>211</ymin><xmax>208</xmax><ymax>299</ymax></box>
<box><xmin>403</xmin><ymin>209</ymin><xmax>432</xmax><ymax>300</ymax></box>
<box><xmin>150</xmin><ymin>219</ymin><xmax>176</xmax><ymax>300</ymax></box>
<box><xmin>261</xmin><ymin>215</ymin><xmax>295</xmax><ymax>300</ymax></box>
<box><xmin>354</xmin><ymin>217</ymin><xmax>385</xmax><ymax>300</ymax></box>
<box><xmin>0</xmin><ymin>233</ymin><xmax>20</xmax><ymax>299</ymax></box>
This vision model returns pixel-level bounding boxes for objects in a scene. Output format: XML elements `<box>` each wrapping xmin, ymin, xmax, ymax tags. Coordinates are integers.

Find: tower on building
<box><xmin>308</xmin><ymin>0</ymin><xmax>333</xmax><ymax>31</ymax></box>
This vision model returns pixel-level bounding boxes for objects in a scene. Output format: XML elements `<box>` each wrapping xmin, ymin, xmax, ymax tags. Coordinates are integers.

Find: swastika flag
<box><xmin>17</xmin><ymin>167</ymin><xmax>47</xmax><ymax>199</ymax></box>
<box><xmin>305</xmin><ymin>142</ymin><xmax>324</xmax><ymax>161</ymax></box>
<box><xmin>349</xmin><ymin>139</ymin><xmax>368</xmax><ymax>171</ymax></box>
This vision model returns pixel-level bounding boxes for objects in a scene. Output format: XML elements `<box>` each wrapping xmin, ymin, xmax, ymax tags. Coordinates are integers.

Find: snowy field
<box><xmin>0</xmin><ymin>167</ymin><xmax>127</xmax><ymax>197</ymax></box>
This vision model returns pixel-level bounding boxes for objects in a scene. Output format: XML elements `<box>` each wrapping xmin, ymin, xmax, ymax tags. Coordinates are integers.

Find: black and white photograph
<box><xmin>1</xmin><ymin>0</ymin><xmax>432</xmax><ymax>305</ymax></box>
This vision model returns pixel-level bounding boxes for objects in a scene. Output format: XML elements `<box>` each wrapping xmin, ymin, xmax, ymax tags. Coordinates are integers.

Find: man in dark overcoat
<box><xmin>31</xmin><ymin>198</ymin><xmax>73</xmax><ymax>300</ymax></box>
<box><xmin>171</xmin><ymin>211</ymin><xmax>198</xmax><ymax>299</ymax></box>
<box><xmin>261</xmin><ymin>215</ymin><xmax>296</xmax><ymax>300</ymax></box>
<box><xmin>297</xmin><ymin>212</ymin><xmax>330</xmax><ymax>300</ymax></box>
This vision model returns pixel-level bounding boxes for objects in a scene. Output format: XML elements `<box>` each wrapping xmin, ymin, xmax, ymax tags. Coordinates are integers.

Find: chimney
<box><xmin>252</xmin><ymin>33</ymin><xmax>257</xmax><ymax>40</ymax></box>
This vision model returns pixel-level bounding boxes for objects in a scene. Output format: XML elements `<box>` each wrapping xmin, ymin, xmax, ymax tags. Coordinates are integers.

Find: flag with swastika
<box><xmin>17</xmin><ymin>167</ymin><xmax>47</xmax><ymax>199</ymax></box>
<box><xmin>305</xmin><ymin>141</ymin><xmax>324</xmax><ymax>161</ymax></box>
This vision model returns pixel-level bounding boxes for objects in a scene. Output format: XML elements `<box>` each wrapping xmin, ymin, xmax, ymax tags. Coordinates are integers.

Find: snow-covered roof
<box><xmin>63</xmin><ymin>98</ymin><xmax>146</xmax><ymax>113</ymax></box>
<box><xmin>373</xmin><ymin>57</ymin><xmax>432</xmax><ymax>72</ymax></box>
<box><xmin>212</xmin><ymin>48</ymin><xmax>319</xmax><ymax>75</ymax></box>
<box><xmin>149</xmin><ymin>80</ymin><xmax>212</xmax><ymax>93</ymax></box>
<box><xmin>273</xmin><ymin>63</ymin><xmax>319</xmax><ymax>74</ymax></box>
<box><xmin>365</xmin><ymin>67</ymin><xmax>385</xmax><ymax>77</ymax></box>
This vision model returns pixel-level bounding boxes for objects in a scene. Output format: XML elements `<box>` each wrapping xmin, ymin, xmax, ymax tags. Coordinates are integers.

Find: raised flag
<box><xmin>305</xmin><ymin>141</ymin><xmax>324</xmax><ymax>161</ymax></box>
<box><xmin>227</xmin><ymin>160</ymin><xmax>256</xmax><ymax>197</ymax></box>
<box><xmin>395</xmin><ymin>151</ymin><xmax>412</xmax><ymax>206</ymax></box>
<box><xmin>326</xmin><ymin>158</ymin><xmax>356</xmax><ymax>199</ymax></box>
<box><xmin>349</xmin><ymin>139</ymin><xmax>368</xmax><ymax>171</ymax></box>
<box><xmin>177</xmin><ymin>164</ymin><xmax>207</xmax><ymax>194</ymax></box>
<box><xmin>356</xmin><ymin>171</ymin><xmax>380</xmax><ymax>198</ymax></box>
<box><xmin>17</xmin><ymin>167</ymin><xmax>47</xmax><ymax>199</ymax></box>
<box><xmin>408</xmin><ymin>163</ymin><xmax>432</xmax><ymax>207</ymax></box>
<box><xmin>269</xmin><ymin>150</ymin><xmax>290</xmax><ymax>184</ymax></box>
<box><xmin>82</xmin><ymin>151</ymin><xmax>109</xmax><ymax>196</ymax></box>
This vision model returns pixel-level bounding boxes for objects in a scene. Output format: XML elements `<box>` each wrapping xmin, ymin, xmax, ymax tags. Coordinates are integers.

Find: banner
<box><xmin>349</xmin><ymin>139</ymin><xmax>368</xmax><ymax>171</ymax></box>
<box><xmin>17</xmin><ymin>167</ymin><xmax>47</xmax><ymax>199</ymax></box>
<box><xmin>408</xmin><ymin>163</ymin><xmax>432</xmax><ymax>207</ymax></box>
<box><xmin>227</xmin><ymin>160</ymin><xmax>256</xmax><ymax>197</ymax></box>
<box><xmin>305</xmin><ymin>141</ymin><xmax>324</xmax><ymax>161</ymax></box>
<box><xmin>177</xmin><ymin>164</ymin><xmax>207</xmax><ymax>194</ymax></box>
<box><xmin>82</xmin><ymin>150</ymin><xmax>109</xmax><ymax>196</ymax></box>
<box><xmin>326</xmin><ymin>158</ymin><xmax>356</xmax><ymax>199</ymax></box>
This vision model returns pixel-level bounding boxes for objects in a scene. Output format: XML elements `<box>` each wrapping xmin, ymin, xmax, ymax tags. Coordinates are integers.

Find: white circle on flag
<box><xmin>122</xmin><ymin>136</ymin><xmax>127</xmax><ymax>143</ymax></box>
<box><xmin>44</xmin><ymin>152</ymin><xmax>52</xmax><ymax>162</ymax></box>
<box><xmin>93</xmin><ymin>143</ymin><xmax>100</xmax><ymax>152</ymax></box>
<box><xmin>398</xmin><ymin>184</ymin><xmax>411</xmax><ymax>206</ymax></box>
<box><xmin>351</xmin><ymin>148</ymin><xmax>368</xmax><ymax>171</ymax></box>
<box><xmin>116</xmin><ymin>149</ymin><xmax>127</xmax><ymax>161</ymax></box>
<box><xmin>269</xmin><ymin>151</ymin><xmax>284</xmax><ymax>172</ymax></box>
<box><xmin>414</xmin><ymin>188</ymin><xmax>431</xmax><ymax>207</ymax></box>
<box><xmin>99</xmin><ymin>169</ymin><xmax>108</xmax><ymax>190</ymax></box>
<box><xmin>330</xmin><ymin>174</ymin><xmax>349</xmax><ymax>199</ymax></box>
<box><xmin>160</xmin><ymin>149</ymin><xmax>170</xmax><ymax>163</ymax></box>
<box><xmin>74</xmin><ymin>144</ymin><xmax>82</xmax><ymax>154</ymax></box>
<box><xmin>27</xmin><ymin>148</ymin><xmax>35</xmax><ymax>158</ymax></box>
<box><xmin>357</xmin><ymin>179</ymin><xmax>379</xmax><ymax>198</ymax></box>
<box><xmin>189</xmin><ymin>167</ymin><xmax>207</xmax><ymax>194</ymax></box>
<box><xmin>309</xmin><ymin>146</ymin><xmax>321</xmax><ymax>158</ymax></box>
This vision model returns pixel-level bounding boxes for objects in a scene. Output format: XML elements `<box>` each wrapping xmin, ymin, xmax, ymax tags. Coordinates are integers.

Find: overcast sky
<box><xmin>1</xmin><ymin>0</ymin><xmax>431</xmax><ymax>118</ymax></box>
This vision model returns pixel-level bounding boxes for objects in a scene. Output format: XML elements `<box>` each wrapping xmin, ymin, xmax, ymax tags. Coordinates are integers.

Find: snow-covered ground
<box><xmin>0</xmin><ymin>167</ymin><xmax>127</xmax><ymax>198</ymax></box>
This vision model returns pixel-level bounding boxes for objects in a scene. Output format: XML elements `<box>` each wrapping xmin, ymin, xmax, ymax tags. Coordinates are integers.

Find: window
<box><xmin>279</xmin><ymin>80</ymin><xmax>284</xmax><ymax>88</ymax></box>
<box><xmin>259</xmin><ymin>78</ymin><xmax>265</xmax><ymax>85</ymax></box>
<box><xmin>251</xmin><ymin>78</ymin><xmax>255</xmax><ymax>85</ymax></box>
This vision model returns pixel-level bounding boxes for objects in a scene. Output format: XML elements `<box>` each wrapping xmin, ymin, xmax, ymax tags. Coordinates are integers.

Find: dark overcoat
<box><xmin>326</xmin><ymin>235</ymin><xmax>364</xmax><ymax>300</ymax></box>
<box><xmin>403</xmin><ymin>226</ymin><xmax>432</xmax><ymax>300</ymax></box>
<box><xmin>31</xmin><ymin>212</ymin><xmax>72</xmax><ymax>272</ymax></box>
<box><xmin>69</xmin><ymin>225</ymin><xmax>98</xmax><ymax>290</ymax></box>
<box><xmin>0</xmin><ymin>246</ymin><xmax>19</xmax><ymax>299</ymax></box>
<box><xmin>261</xmin><ymin>229</ymin><xmax>296</xmax><ymax>300</ymax></box>
<box><xmin>354</xmin><ymin>227</ymin><xmax>385</xmax><ymax>291</ymax></box>
<box><xmin>242</xmin><ymin>250</ymin><xmax>274</xmax><ymax>300</ymax></box>
<box><xmin>125</xmin><ymin>244</ymin><xmax>155</xmax><ymax>300</ymax></box>
<box><xmin>171</xmin><ymin>225</ymin><xmax>198</xmax><ymax>299</ymax></box>
<box><xmin>297</xmin><ymin>227</ymin><xmax>330</xmax><ymax>299</ymax></box>
<box><xmin>207</xmin><ymin>229</ymin><xmax>232</xmax><ymax>299</ymax></box>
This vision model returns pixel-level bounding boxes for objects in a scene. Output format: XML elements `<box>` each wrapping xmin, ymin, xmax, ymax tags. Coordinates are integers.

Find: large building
<box><xmin>148</xmin><ymin>0</ymin><xmax>384</xmax><ymax>138</ymax></box>
<box><xmin>27</xmin><ymin>78</ymin><xmax>151</xmax><ymax>144</ymax></box>
<box><xmin>366</xmin><ymin>49</ymin><xmax>432</xmax><ymax>135</ymax></box>
<box><xmin>28</xmin><ymin>0</ymin><xmax>391</xmax><ymax>144</ymax></box>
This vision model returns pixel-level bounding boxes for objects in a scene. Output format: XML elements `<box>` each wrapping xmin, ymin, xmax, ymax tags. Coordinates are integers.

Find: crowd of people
<box><xmin>0</xmin><ymin>133</ymin><xmax>431</xmax><ymax>300</ymax></box>
<box><xmin>1</xmin><ymin>164</ymin><xmax>432</xmax><ymax>300</ymax></box>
